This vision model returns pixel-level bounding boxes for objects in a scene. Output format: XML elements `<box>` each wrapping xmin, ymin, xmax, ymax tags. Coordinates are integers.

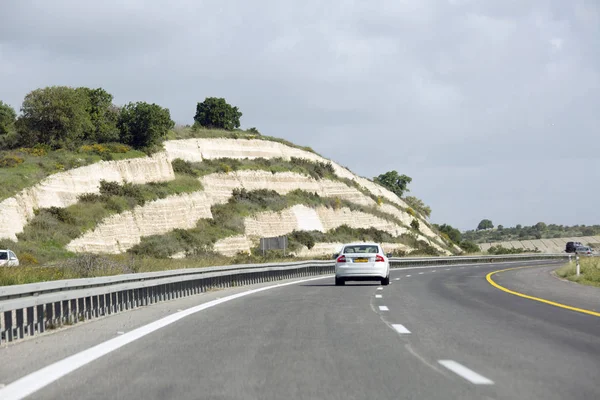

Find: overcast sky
<box><xmin>1</xmin><ymin>0</ymin><xmax>598</xmax><ymax>231</ymax></box>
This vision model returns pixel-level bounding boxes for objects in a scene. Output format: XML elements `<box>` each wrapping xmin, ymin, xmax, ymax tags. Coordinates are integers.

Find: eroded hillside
<box><xmin>0</xmin><ymin>137</ymin><xmax>457</xmax><ymax>265</ymax></box>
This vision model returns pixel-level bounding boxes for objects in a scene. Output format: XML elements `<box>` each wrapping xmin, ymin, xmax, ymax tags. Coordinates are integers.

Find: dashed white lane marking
<box><xmin>377</xmin><ymin>287</ymin><xmax>383</xmax><ymax>290</ymax></box>
<box><xmin>431</xmin><ymin>270</ymin><xmax>436</xmax><ymax>272</ymax></box>
<box><xmin>419</xmin><ymin>272</ymin><xmax>425</xmax><ymax>275</ymax></box>
<box><xmin>394</xmin><ymin>277</ymin><xmax>401</xmax><ymax>280</ymax></box>
<box><xmin>406</xmin><ymin>275</ymin><xmax>411</xmax><ymax>277</ymax></box>
<box><xmin>392</xmin><ymin>324</ymin><xmax>411</xmax><ymax>334</ymax></box>
<box><xmin>445</xmin><ymin>269</ymin><xmax>450</xmax><ymax>271</ymax></box>
<box><xmin>116</xmin><ymin>331</ymin><xmax>125</xmax><ymax>335</ymax></box>
<box><xmin>375</xmin><ymin>294</ymin><xmax>382</xmax><ymax>298</ymax></box>
<box><xmin>0</xmin><ymin>275</ymin><xmax>331</xmax><ymax>400</ymax></box>
<box><xmin>438</xmin><ymin>360</ymin><xmax>494</xmax><ymax>385</ymax></box>
<box><xmin>379</xmin><ymin>306</ymin><xmax>389</xmax><ymax>311</ymax></box>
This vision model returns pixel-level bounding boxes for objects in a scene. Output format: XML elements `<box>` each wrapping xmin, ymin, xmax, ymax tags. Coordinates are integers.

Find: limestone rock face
<box><xmin>0</xmin><ymin>153</ymin><xmax>174</xmax><ymax>241</ymax></box>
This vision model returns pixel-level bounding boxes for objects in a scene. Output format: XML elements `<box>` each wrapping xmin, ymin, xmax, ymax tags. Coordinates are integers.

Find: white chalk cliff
<box><xmin>0</xmin><ymin>153</ymin><xmax>174</xmax><ymax>241</ymax></box>
<box><xmin>1</xmin><ymin>137</ymin><xmax>451</xmax><ymax>256</ymax></box>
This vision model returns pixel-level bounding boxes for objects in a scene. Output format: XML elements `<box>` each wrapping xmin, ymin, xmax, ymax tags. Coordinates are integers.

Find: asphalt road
<box><xmin>2</xmin><ymin>260</ymin><xmax>599</xmax><ymax>400</ymax></box>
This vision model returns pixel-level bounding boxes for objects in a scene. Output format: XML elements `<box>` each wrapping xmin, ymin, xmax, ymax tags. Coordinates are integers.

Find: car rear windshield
<box><xmin>0</xmin><ymin>252</ymin><xmax>7</xmax><ymax>260</ymax></box>
<box><xmin>343</xmin><ymin>245</ymin><xmax>379</xmax><ymax>254</ymax></box>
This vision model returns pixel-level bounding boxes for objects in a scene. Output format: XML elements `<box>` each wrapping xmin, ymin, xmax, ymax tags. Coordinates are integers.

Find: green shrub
<box><xmin>0</xmin><ymin>155</ymin><xmax>24</xmax><ymax>167</ymax></box>
<box><xmin>459</xmin><ymin>240</ymin><xmax>480</xmax><ymax>253</ymax></box>
<box><xmin>410</xmin><ymin>219</ymin><xmax>420</xmax><ymax>230</ymax></box>
<box><xmin>289</xmin><ymin>230</ymin><xmax>316</xmax><ymax>250</ymax></box>
<box><xmin>45</xmin><ymin>206</ymin><xmax>75</xmax><ymax>224</ymax></box>
<box><xmin>172</xmin><ymin>158</ymin><xmax>198</xmax><ymax>176</ymax></box>
<box><xmin>487</xmin><ymin>245</ymin><xmax>539</xmax><ymax>255</ymax></box>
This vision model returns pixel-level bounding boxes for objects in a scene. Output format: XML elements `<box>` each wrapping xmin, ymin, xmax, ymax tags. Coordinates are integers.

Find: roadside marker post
<box><xmin>576</xmin><ymin>255</ymin><xmax>580</xmax><ymax>277</ymax></box>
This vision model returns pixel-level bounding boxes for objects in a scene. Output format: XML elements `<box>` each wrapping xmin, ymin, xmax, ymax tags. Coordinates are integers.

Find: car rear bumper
<box><xmin>335</xmin><ymin>264</ymin><xmax>388</xmax><ymax>280</ymax></box>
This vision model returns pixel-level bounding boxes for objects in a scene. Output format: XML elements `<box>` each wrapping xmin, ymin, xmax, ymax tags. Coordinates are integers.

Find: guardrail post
<box><xmin>4</xmin><ymin>311</ymin><xmax>13</xmax><ymax>342</ymax></box>
<box><xmin>15</xmin><ymin>308</ymin><xmax>24</xmax><ymax>339</ymax></box>
<box><xmin>26</xmin><ymin>306</ymin><xmax>34</xmax><ymax>336</ymax></box>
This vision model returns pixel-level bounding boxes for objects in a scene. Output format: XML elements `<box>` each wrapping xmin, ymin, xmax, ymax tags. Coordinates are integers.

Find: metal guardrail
<box><xmin>0</xmin><ymin>254</ymin><xmax>569</xmax><ymax>344</ymax></box>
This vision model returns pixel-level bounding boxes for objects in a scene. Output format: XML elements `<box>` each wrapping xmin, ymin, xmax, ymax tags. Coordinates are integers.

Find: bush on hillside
<box><xmin>487</xmin><ymin>245</ymin><xmax>539</xmax><ymax>255</ymax></box>
<box><xmin>408</xmin><ymin>241</ymin><xmax>441</xmax><ymax>256</ymax></box>
<box><xmin>289</xmin><ymin>230</ymin><xmax>316</xmax><ymax>250</ymax></box>
<box><xmin>0</xmin><ymin>155</ymin><xmax>24</xmax><ymax>168</ymax></box>
<box><xmin>459</xmin><ymin>240</ymin><xmax>479</xmax><ymax>253</ymax></box>
<box><xmin>373</xmin><ymin>170</ymin><xmax>412</xmax><ymax>197</ymax></box>
<box><xmin>172</xmin><ymin>159</ymin><xmax>198</xmax><ymax>176</ymax></box>
<box><xmin>434</xmin><ymin>223</ymin><xmax>462</xmax><ymax>244</ymax></box>
<box><xmin>194</xmin><ymin>97</ymin><xmax>242</xmax><ymax>130</ymax></box>
<box><xmin>410</xmin><ymin>219</ymin><xmax>420</xmax><ymax>230</ymax></box>
<box><xmin>404</xmin><ymin>196</ymin><xmax>431</xmax><ymax>218</ymax></box>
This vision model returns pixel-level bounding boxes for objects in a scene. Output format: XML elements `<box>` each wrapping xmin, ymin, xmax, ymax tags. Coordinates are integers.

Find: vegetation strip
<box><xmin>131</xmin><ymin>188</ymin><xmax>441</xmax><ymax>259</ymax></box>
<box><xmin>555</xmin><ymin>257</ymin><xmax>600</xmax><ymax>288</ymax></box>
<box><xmin>486</xmin><ymin>266</ymin><xmax>600</xmax><ymax>318</ymax></box>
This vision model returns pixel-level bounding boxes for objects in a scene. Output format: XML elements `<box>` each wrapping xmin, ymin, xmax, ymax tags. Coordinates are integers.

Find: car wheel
<box><xmin>335</xmin><ymin>277</ymin><xmax>345</xmax><ymax>286</ymax></box>
<box><xmin>381</xmin><ymin>276</ymin><xmax>390</xmax><ymax>286</ymax></box>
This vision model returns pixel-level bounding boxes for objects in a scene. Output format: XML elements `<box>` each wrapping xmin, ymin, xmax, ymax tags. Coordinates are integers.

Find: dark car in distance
<box><xmin>566</xmin><ymin>241</ymin><xmax>583</xmax><ymax>253</ymax></box>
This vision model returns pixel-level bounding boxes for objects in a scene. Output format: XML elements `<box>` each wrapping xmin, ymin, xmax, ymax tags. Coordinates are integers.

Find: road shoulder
<box><xmin>487</xmin><ymin>264</ymin><xmax>600</xmax><ymax>314</ymax></box>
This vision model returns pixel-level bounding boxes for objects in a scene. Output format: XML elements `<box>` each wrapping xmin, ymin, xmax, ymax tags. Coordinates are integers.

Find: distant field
<box><xmin>478</xmin><ymin>236</ymin><xmax>600</xmax><ymax>254</ymax></box>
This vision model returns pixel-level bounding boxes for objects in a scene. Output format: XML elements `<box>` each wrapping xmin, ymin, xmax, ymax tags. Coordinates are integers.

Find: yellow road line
<box><xmin>486</xmin><ymin>267</ymin><xmax>600</xmax><ymax>318</ymax></box>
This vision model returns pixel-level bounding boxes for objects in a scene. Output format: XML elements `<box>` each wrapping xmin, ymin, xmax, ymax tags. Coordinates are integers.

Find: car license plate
<box><xmin>354</xmin><ymin>258</ymin><xmax>368</xmax><ymax>263</ymax></box>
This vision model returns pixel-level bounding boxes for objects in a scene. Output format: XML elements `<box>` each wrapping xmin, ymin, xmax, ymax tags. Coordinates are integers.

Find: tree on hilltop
<box><xmin>16</xmin><ymin>86</ymin><xmax>93</xmax><ymax>148</ymax></box>
<box><xmin>0</xmin><ymin>101</ymin><xmax>17</xmax><ymax>149</ymax></box>
<box><xmin>118</xmin><ymin>102</ymin><xmax>174</xmax><ymax>150</ymax></box>
<box><xmin>194</xmin><ymin>97</ymin><xmax>242</xmax><ymax>130</ymax></box>
<box><xmin>79</xmin><ymin>87</ymin><xmax>120</xmax><ymax>143</ymax></box>
<box><xmin>477</xmin><ymin>219</ymin><xmax>494</xmax><ymax>230</ymax></box>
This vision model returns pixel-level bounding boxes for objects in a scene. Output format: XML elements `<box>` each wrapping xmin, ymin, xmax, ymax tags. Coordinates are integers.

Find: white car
<box><xmin>0</xmin><ymin>249</ymin><xmax>19</xmax><ymax>267</ymax></box>
<box><xmin>335</xmin><ymin>242</ymin><xmax>390</xmax><ymax>286</ymax></box>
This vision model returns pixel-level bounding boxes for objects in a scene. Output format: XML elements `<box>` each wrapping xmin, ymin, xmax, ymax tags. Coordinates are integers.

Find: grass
<box><xmin>168</xmin><ymin>125</ymin><xmax>318</xmax><ymax>155</ymax></box>
<box><xmin>0</xmin><ymin>143</ymin><xmax>147</xmax><ymax>201</ymax></box>
<box><xmin>0</xmin><ymin>174</ymin><xmax>202</xmax><ymax>265</ymax></box>
<box><xmin>0</xmin><ymin>252</ymin><xmax>309</xmax><ymax>286</ymax></box>
<box><xmin>173</xmin><ymin>156</ymin><xmax>337</xmax><ymax>180</ymax></box>
<box><xmin>555</xmin><ymin>257</ymin><xmax>600</xmax><ymax>287</ymax></box>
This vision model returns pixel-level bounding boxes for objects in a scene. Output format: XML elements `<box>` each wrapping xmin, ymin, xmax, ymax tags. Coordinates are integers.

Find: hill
<box><xmin>0</xmin><ymin>87</ymin><xmax>459</xmax><ymax>283</ymax></box>
<box><xmin>0</xmin><ymin>131</ymin><xmax>458</xmax><ymax>282</ymax></box>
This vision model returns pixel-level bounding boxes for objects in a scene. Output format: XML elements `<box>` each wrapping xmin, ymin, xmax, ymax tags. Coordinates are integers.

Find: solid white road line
<box><xmin>438</xmin><ymin>360</ymin><xmax>494</xmax><ymax>385</ymax></box>
<box><xmin>391</xmin><ymin>324</ymin><xmax>411</xmax><ymax>334</ymax></box>
<box><xmin>0</xmin><ymin>275</ymin><xmax>331</xmax><ymax>400</ymax></box>
<box><xmin>379</xmin><ymin>306</ymin><xmax>389</xmax><ymax>311</ymax></box>
<box><xmin>375</xmin><ymin>294</ymin><xmax>382</xmax><ymax>298</ymax></box>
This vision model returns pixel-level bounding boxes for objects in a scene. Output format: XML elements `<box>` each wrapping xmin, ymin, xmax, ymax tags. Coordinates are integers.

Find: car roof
<box><xmin>342</xmin><ymin>242</ymin><xmax>381</xmax><ymax>247</ymax></box>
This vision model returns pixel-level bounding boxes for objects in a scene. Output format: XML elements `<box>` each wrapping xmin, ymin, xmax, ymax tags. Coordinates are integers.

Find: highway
<box><xmin>1</xmin><ymin>260</ymin><xmax>599</xmax><ymax>400</ymax></box>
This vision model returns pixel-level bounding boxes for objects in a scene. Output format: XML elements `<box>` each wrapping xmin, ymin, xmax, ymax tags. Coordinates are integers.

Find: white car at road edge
<box><xmin>335</xmin><ymin>242</ymin><xmax>390</xmax><ymax>286</ymax></box>
<box><xmin>0</xmin><ymin>249</ymin><xmax>19</xmax><ymax>267</ymax></box>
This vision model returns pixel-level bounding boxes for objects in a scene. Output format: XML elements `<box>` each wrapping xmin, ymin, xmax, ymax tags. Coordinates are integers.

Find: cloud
<box><xmin>0</xmin><ymin>0</ymin><xmax>598</xmax><ymax>230</ymax></box>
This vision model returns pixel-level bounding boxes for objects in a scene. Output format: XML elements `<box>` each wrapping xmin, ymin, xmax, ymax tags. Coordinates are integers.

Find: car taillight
<box><xmin>336</xmin><ymin>255</ymin><xmax>346</xmax><ymax>263</ymax></box>
<box><xmin>375</xmin><ymin>255</ymin><xmax>385</xmax><ymax>262</ymax></box>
